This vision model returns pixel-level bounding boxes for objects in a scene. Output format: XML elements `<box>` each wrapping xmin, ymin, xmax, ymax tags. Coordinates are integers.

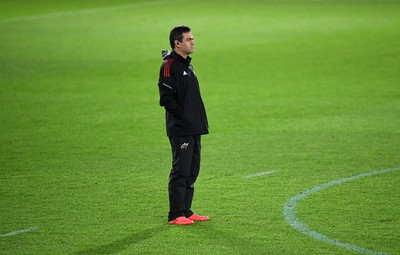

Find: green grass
<box><xmin>1</xmin><ymin>0</ymin><xmax>399</xmax><ymax>254</ymax></box>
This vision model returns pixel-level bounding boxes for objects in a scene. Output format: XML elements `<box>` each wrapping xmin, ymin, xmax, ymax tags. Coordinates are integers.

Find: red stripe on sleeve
<box><xmin>164</xmin><ymin>60</ymin><xmax>168</xmax><ymax>77</ymax></box>
<box><xmin>164</xmin><ymin>58</ymin><xmax>174</xmax><ymax>78</ymax></box>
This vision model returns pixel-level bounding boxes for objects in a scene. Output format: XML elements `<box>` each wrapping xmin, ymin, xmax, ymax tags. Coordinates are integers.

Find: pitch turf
<box><xmin>1</xmin><ymin>0</ymin><xmax>399</xmax><ymax>254</ymax></box>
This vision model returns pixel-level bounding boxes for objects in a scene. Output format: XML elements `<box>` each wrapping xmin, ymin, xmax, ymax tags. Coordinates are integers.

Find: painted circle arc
<box><xmin>283</xmin><ymin>167</ymin><xmax>400</xmax><ymax>255</ymax></box>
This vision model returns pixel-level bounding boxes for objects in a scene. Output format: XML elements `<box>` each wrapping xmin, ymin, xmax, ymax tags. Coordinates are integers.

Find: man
<box><xmin>158</xmin><ymin>25</ymin><xmax>209</xmax><ymax>225</ymax></box>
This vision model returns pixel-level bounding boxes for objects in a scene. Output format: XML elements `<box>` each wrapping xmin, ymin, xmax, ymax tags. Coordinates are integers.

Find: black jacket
<box><xmin>158</xmin><ymin>51</ymin><xmax>209</xmax><ymax>137</ymax></box>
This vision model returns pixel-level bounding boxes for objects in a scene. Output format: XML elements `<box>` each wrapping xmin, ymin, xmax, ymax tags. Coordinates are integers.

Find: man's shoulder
<box><xmin>161</xmin><ymin>55</ymin><xmax>184</xmax><ymax>78</ymax></box>
<box><xmin>162</xmin><ymin>51</ymin><xmax>186</xmax><ymax>66</ymax></box>
<box><xmin>163</xmin><ymin>55</ymin><xmax>185</xmax><ymax>70</ymax></box>
<box><xmin>161</xmin><ymin>50</ymin><xmax>177</xmax><ymax>64</ymax></box>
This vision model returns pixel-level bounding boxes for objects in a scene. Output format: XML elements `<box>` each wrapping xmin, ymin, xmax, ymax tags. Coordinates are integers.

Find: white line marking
<box><xmin>244</xmin><ymin>171</ymin><xmax>276</xmax><ymax>179</ymax></box>
<box><xmin>0</xmin><ymin>226</ymin><xmax>37</xmax><ymax>237</ymax></box>
<box><xmin>0</xmin><ymin>0</ymin><xmax>188</xmax><ymax>23</ymax></box>
<box><xmin>283</xmin><ymin>167</ymin><xmax>400</xmax><ymax>255</ymax></box>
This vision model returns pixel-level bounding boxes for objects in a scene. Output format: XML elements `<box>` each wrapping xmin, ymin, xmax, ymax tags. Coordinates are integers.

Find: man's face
<box><xmin>176</xmin><ymin>32</ymin><xmax>194</xmax><ymax>55</ymax></box>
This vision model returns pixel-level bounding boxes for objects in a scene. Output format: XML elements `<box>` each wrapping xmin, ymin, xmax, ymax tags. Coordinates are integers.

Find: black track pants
<box><xmin>168</xmin><ymin>135</ymin><xmax>201</xmax><ymax>221</ymax></box>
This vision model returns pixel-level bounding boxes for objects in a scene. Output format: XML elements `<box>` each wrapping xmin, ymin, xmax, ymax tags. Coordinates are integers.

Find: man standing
<box><xmin>158</xmin><ymin>25</ymin><xmax>209</xmax><ymax>225</ymax></box>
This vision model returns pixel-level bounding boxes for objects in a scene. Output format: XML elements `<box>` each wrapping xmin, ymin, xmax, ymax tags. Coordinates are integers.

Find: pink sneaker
<box><xmin>168</xmin><ymin>216</ymin><xmax>195</xmax><ymax>225</ymax></box>
<box><xmin>188</xmin><ymin>213</ymin><xmax>210</xmax><ymax>221</ymax></box>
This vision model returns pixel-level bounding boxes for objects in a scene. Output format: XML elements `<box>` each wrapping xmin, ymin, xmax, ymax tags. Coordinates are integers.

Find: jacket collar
<box><xmin>172</xmin><ymin>51</ymin><xmax>192</xmax><ymax>66</ymax></box>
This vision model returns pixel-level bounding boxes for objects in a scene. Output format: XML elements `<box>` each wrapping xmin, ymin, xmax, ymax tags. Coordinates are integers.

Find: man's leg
<box><xmin>184</xmin><ymin>135</ymin><xmax>201</xmax><ymax>217</ymax></box>
<box><xmin>168</xmin><ymin>136</ymin><xmax>194</xmax><ymax>221</ymax></box>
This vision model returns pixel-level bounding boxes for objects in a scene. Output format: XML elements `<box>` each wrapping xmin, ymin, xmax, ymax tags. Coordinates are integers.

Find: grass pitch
<box><xmin>1</xmin><ymin>0</ymin><xmax>399</xmax><ymax>254</ymax></box>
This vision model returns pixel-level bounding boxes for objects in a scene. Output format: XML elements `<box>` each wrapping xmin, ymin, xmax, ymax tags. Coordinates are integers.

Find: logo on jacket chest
<box><xmin>183</xmin><ymin>70</ymin><xmax>193</xmax><ymax>77</ymax></box>
<box><xmin>183</xmin><ymin>66</ymin><xmax>196</xmax><ymax>77</ymax></box>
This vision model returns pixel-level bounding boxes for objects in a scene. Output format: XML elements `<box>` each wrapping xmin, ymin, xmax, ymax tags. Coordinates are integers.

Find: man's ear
<box><xmin>175</xmin><ymin>40</ymin><xmax>180</xmax><ymax>48</ymax></box>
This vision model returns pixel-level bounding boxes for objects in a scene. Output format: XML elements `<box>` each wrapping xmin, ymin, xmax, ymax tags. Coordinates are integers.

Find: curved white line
<box><xmin>283</xmin><ymin>167</ymin><xmax>400</xmax><ymax>255</ymax></box>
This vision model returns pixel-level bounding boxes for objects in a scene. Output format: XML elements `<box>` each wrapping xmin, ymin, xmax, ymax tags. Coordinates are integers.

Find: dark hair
<box><xmin>169</xmin><ymin>25</ymin><xmax>191</xmax><ymax>49</ymax></box>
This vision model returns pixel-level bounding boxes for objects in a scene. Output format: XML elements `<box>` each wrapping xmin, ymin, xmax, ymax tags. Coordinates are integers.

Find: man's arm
<box><xmin>158</xmin><ymin>60</ymin><xmax>182</xmax><ymax>119</ymax></box>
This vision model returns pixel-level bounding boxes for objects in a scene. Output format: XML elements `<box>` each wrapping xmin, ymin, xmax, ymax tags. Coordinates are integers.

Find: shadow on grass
<box><xmin>189</xmin><ymin>221</ymin><xmax>269</xmax><ymax>254</ymax></box>
<box><xmin>74</xmin><ymin>220</ymin><xmax>266</xmax><ymax>254</ymax></box>
<box><xmin>73</xmin><ymin>224</ymin><xmax>168</xmax><ymax>255</ymax></box>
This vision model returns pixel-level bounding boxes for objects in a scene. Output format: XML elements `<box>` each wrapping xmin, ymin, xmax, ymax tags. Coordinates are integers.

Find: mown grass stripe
<box><xmin>0</xmin><ymin>0</ymin><xmax>188</xmax><ymax>23</ymax></box>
